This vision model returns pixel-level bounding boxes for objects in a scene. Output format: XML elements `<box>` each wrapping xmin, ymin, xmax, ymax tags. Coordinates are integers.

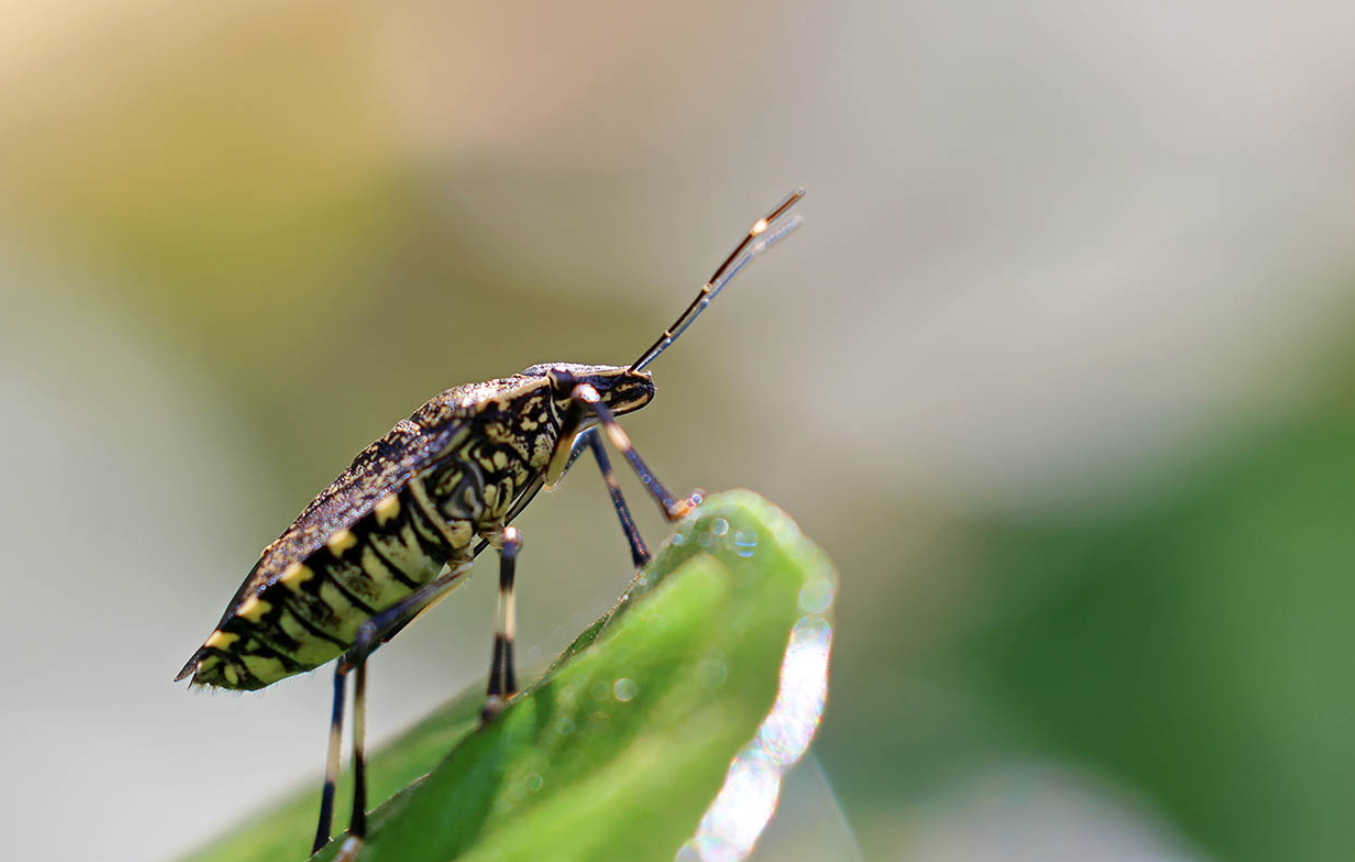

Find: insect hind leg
<box><xmin>312</xmin><ymin>664</ymin><xmax>348</xmax><ymax>853</ymax></box>
<box><xmin>319</xmin><ymin>560</ymin><xmax>473</xmax><ymax>862</ymax></box>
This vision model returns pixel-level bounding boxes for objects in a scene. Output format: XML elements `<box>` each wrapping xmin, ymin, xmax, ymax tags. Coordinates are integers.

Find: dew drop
<box><xmin>696</xmin><ymin>656</ymin><xmax>728</xmax><ymax>690</ymax></box>
<box><xmin>614</xmin><ymin>678</ymin><xmax>638</xmax><ymax>702</ymax></box>
<box><xmin>734</xmin><ymin>530</ymin><xmax>758</xmax><ymax>558</ymax></box>
<box><xmin>711</xmin><ymin>518</ymin><xmax>730</xmax><ymax>537</ymax></box>
<box><xmin>798</xmin><ymin>577</ymin><xmax>835</xmax><ymax>614</ymax></box>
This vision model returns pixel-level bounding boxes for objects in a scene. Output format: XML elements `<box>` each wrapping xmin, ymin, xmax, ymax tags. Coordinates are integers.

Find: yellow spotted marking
<box><xmin>280</xmin><ymin>562</ymin><xmax>315</xmax><ymax>592</ymax></box>
<box><xmin>375</xmin><ymin>494</ymin><xmax>401</xmax><ymax>526</ymax></box>
<box><xmin>327</xmin><ymin>529</ymin><xmax>358</xmax><ymax>557</ymax></box>
<box><xmin>237</xmin><ymin>593</ymin><xmax>271</xmax><ymax>622</ymax></box>
<box><xmin>223</xmin><ymin>664</ymin><xmax>240</xmax><ymax>686</ymax></box>
<box><xmin>533</xmin><ymin>432</ymin><xmax>554</xmax><ymax>467</ymax></box>
<box><xmin>493</xmin><ymin>451</ymin><xmax>509</xmax><ymax>469</ymax></box>
<box><xmin>448</xmin><ymin>519</ymin><xmax>473</xmax><ymax>548</ymax></box>
<box><xmin>204</xmin><ymin>630</ymin><xmax>238</xmax><ymax>650</ymax></box>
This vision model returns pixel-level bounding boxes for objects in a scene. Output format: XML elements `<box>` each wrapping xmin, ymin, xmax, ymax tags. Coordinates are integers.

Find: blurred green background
<box><xmin>3</xmin><ymin>2</ymin><xmax>1355</xmax><ymax>861</ymax></box>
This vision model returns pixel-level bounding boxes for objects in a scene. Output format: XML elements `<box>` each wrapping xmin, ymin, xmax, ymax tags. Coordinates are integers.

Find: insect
<box><xmin>177</xmin><ymin>189</ymin><xmax>804</xmax><ymax>861</ymax></box>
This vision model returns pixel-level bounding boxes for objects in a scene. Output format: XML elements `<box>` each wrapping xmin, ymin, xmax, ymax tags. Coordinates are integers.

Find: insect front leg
<box><xmin>583</xmin><ymin>428</ymin><xmax>653</xmax><ymax>566</ymax></box>
<box><xmin>553</xmin><ymin>428</ymin><xmax>652</xmax><ymax>568</ymax></box>
<box><xmin>567</xmin><ymin>383</ymin><xmax>704</xmax><ymax>522</ymax></box>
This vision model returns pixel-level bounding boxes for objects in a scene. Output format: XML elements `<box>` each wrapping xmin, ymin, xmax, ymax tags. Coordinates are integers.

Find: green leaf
<box><xmin>179</xmin><ymin>491</ymin><xmax>837</xmax><ymax>862</ymax></box>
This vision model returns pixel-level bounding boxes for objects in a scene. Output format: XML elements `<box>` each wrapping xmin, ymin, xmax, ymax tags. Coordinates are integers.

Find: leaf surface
<box><xmin>179</xmin><ymin>491</ymin><xmax>836</xmax><ymax>862</ymax></box>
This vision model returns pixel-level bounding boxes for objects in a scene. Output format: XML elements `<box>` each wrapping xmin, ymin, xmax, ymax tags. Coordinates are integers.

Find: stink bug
<box><xmin>177</xmin><ymin>189</ymin><xmax>804</xmax><ymax>861</ymax></box>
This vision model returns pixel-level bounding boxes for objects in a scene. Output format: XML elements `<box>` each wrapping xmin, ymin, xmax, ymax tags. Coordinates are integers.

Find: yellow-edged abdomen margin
<box><xmin>178</xmin><ymin>375</ymin><xmax>562</xmax><ymax>691</ymax></box>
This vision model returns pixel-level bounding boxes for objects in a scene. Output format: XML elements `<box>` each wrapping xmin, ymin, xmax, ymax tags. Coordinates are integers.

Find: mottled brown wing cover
<box><xmin>212</xmin><ymin>376</ymin><xmax>534</xmax><ymax>627</ymax></box>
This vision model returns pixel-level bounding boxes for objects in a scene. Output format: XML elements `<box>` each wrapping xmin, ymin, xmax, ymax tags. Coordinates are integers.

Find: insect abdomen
<box><xmin>189</xmin><ymin>398</ymin><xmax>553</xmax><ymax>691</ymax></box>
<box><xmin>193</xmin><ymin>479</ymin><xmax>473</xmax><ymax>690</ymax></box>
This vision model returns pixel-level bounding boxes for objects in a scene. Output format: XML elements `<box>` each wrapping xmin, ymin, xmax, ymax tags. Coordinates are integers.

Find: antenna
<box><xmin>629</xmin><ymin>188</ymin><xmax>805</xmax><ymax>373</ymax></box>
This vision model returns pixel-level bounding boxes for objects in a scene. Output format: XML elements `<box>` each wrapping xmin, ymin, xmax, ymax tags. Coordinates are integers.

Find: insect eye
<box><xmin>549</xmin><ymin>369</ymin><xmax>578</xmax><ymax>390</ymax></box>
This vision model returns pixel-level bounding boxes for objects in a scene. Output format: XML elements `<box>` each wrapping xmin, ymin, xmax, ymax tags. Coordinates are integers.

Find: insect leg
<box><xmin>584</xmin><ymin>428</ymin><xmax>651</xmax><ymax>567</ymax></box>
<box><xmin>312</xmin><ymin>664</ymin><xmax>348</xmax><ymax>853</ymax></box>
<box><xmin>554</xmin><ymin>427</ymin><xmax>652</xmax><ymax>567</ymax></box>
<box><xmin>351</xmin><ymin>659</ymin><xmax>369</xmax><ymax>836</ymax></box>
<box><xmin>572</xmin><ymin>384</ymin><xmax>702</xmax><ymax>522</ymax></box>
<box><xmin>329</xmin><ymin>560</ymin><xmax>473</xmax><ymax>862</ymax></box>
<box><xmin>483</xmin><ymin>526</ymin><xmax>522</xmax><ymax>722</ymax></box>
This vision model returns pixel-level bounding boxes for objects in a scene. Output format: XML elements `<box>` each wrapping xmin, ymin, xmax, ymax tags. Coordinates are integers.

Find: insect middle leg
<box><xmin>482</xmin><ymin>526</ymin><xmax>522</xmax><ymax>721</ymax></box>
<box><xmin>561</xmin><ymin>427</ymin><xmax>652</xmax><ymax>568</ymax></box>
<box><xmin>476</xmin><ymin>427</ymin><xmax>659</xmax><ymax>725</ymax></box>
